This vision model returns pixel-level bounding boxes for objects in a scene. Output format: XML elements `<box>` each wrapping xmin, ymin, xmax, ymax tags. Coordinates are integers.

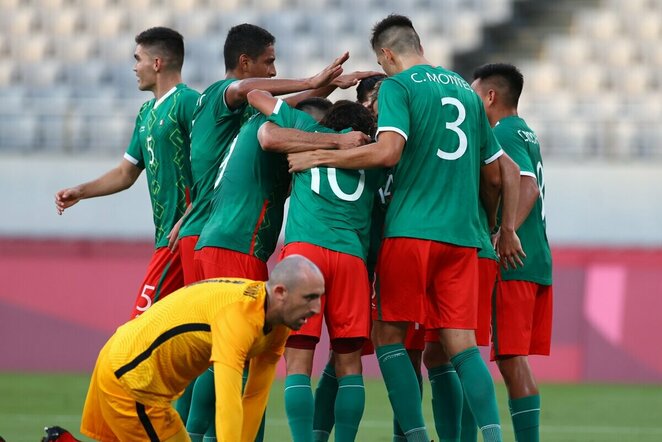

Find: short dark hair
<box><xmin>370</xmin><ymin>14</ymin><xmax>421</xmax><ymax>54</ymax></box>
<box><xmin>472</xmin><ymin>63</ymin><xmax>524</xmax><ymax>107</ymax></box>
<box><xmin>135</xmin><ymin>27</ymin><xmax>185</xmax><ymax>71</ymax></box>
<box><xmin>356</xmin><ymin>74</ymin><xmax>386</xmax><ymax>103</ymax></box>
<box><xmin>295</xmin><ymin>97</ymin><xmax>333</xmax><ymax>114</ymax></box>
<box><xmin>224</xmin><ymin>24</ymin><xmax>275</xmax><ymax>71</ymax></box>
<box><xmin>321</xmin><ymin>100</ymin><xmax>376</xmax><ymax>138</ymax></box>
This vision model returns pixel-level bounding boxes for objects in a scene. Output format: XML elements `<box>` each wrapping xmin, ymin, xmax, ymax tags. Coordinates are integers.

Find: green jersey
<box><xmin>377</xmin><ymin>65</ymin><xmax>503</xmax><ymax>248</ymax></box>
<box><xmin>494</xmin><ymin>116</ymin><xmax>552</xmax><ymax>285</ymax></box>
<box><xmin>269</xmin><ymin>100</ymin><xmax>383</xmax><ymax>261</ymax></box>
<box><xmin>179</xmin><ymin>79</ymin><xmax>254</xmax><ymax>238</ymax></box>
<box><xmin>124</xmin><ymin>84</ymin><xmax>199</xmax><ymax>248</ymax></box>
<box><xmin>195</xmin><ymin>111</ymin><xmax>290</xmax><ymax>261</ymax></box>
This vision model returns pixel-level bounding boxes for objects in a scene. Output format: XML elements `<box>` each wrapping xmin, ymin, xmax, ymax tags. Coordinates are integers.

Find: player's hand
<box><xmin>496</xmin><ymin>228</ymin><xmax>526</xmax><ymax>270</ymax></box>
<box><xmin>332</xmin><ymin>70</ymin><xmax>383</xmax><ymax>89</ymax></box>
<box><xmin>54</xmin><ymin>187</ymin><xmax>82</xmax><ymax>215</ymax></box>
<box><xmin>167</xmin><ymin>217</ymin><xmax>184</xmax><ymax>252</ymax></box>
<box><xmin>288</xmin><ymin>150</ymin><xmax>324</xmax><ymax>173</ymax></box>
<box><xmin>308</xmin><ymin>52</ymin><xmax>349</xmax><ymax>89</ymax></box>
<box><xmin>338</xmin><ymin>131</ymin><xmax>371</xmax><ymax>149</ymax></box>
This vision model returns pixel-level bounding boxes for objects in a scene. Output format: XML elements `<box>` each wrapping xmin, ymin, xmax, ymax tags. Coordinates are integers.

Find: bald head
<box><xmin>266</xmin><ymin>255</ymin><xmax>324</xmax><ymax>330</ymax></box>
<box><xmin>370</xmin><ymin>14</ymin><xmax>422</xmax><ymax>56</ymax></box>
<box><xmin>267</xmin><ymin>255</ymin><xmax>324</xmax><ymax>293</ymax></box>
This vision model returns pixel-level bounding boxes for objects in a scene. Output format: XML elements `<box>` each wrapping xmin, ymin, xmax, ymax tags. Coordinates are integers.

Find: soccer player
<box><xmin>472</xmin><ymin>63</ymin><xmax>553</xmax><ymax>442</ymax></box>
<box><xmin>185</xmin><ymin>82</ymin><xmax>369</xmax><ymax>442</ymax></box>
<box><xmin>255</xmin><ymin>96</ymin><xmax>379</xmax><ymax>442</ymax></box>
<box><xmin>80</xmin><ymin>255</ymin><xmax>324</xmax><ymax>442</ymax></box>
<box><xmin>287</xmin><ymin>14</ymin><xmax>506</xmax><ymax>442</ymax></box>
<box><xmin>356</xmin><ymin>73</ymin><xmax>386</xmax><ymax>108</ymax></box>
<box><xmin>175</xmin><ymin>23</ymin><xmax>353</xmax><ymax>286</ymax></box>
<box><xmin>54</xmin><ymin>27</ymin><xmax>199</xmax><ymax>319</ymax></box>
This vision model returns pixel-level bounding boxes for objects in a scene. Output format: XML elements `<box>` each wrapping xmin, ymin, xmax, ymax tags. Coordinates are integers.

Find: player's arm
<box><xmin>54</xmin><ymin>158</ymin><xmax>141</xmax><ymax>215</ymax></box>
<box><xmin>247</xmin><ymin>90</ymin><xmax>370</xmax><ymax>153</ymax></box>
<box><xmin>224</xmin><ymin>52</ymin><xmax>348</xmax><ymax>110</ymax></box>
<box><xmin>494</xmin><ymin>153</ymin><xmax>526</xmax><ymax>269</ymax></box>
<box><xmin>212</xmin><ymin>307</ymin><xmax>259</xmax><ymax>442</ymax></box>
<box><xmin>515</xmin><ymin>175</ymin><xmax>540</xmax><ymax>230</ymax></box>
<box><xmin>284</xmin><ymin>70</ymin><xmax>383</xmax><ymax>108</ymax></box>
<box><xmin>240</xmin><ymin>340</ymin><xmax>286</xmax><ymax>442</ymax></box>
<box><xmin>479</xmin><ymin>159</ymin><xmax>502</xmax><ymax>231</ymax></box>
<box><xmin>287</xmin><ymin>131</ymin><xmax>405</xmax><ymax>172</ymax></box>
<box><xmin>167</xmin><ymin>202</ymin><xmax>192</xmax><ymax>251</ymax></box>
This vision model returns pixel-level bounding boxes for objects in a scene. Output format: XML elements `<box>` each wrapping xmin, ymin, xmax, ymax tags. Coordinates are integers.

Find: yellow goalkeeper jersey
<box><xmin>106</xmin><ymin>278</ymin><xmax>289</xmax><ymax>440</ymax></box>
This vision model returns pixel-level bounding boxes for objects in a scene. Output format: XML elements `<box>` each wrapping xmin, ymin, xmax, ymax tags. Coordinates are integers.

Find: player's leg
<box><xmin>313</xmin><ymin>352</ymin><xmax>337</xmax><ymax>442</ymax></box>
<box><xmin>493</xmin><ymin>281</ymin><xmax>552</xmax><ymax>442</ymax></box>
<box><xmin>91</xmin><ymin>342</ymin><xmax>187</xmax><ymax>441</ymax></box>
<box><xmin>284</xmin><ymin>340</ymin><xmax>317</xmax><ymax>442</ymax></box>
<box><xmin>423</xmin><ymin>333</ymin><xmax>462</xmax><ymax>442</ymax></box>
<box><xmin>392</xmin><ymin>329</ymin><xmax>424</xmax><ymax>442</ymax></box>
<box><xmin>280</xmin><ymin>242</ymin><xmax>329</xmax><ymax>442</ymax></box>
<box><xmin>324</xmin><ymin>250</ymin><xmax>371</xmax><ymax>442</ymax></box>
<box><xmin>374</xmin><ymin>238</ymin><xmax>431</xmax><ymax>442</ymax></box>
<box><xmin>186</xmin><ymin>368</ymin><xmax>215</xmax><ymax>442</ymax></box>
<box><xmin>130</xmin><ymin>246</ymin><xmax>185</xmax><ymax>318</ymax></box>
<box><xmin>429</xmin><ymin>242</ymin><xmax>501</xmax><ymax>442</ymax></box>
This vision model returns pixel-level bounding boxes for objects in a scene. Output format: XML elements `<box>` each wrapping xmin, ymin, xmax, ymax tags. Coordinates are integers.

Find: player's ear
<box><xmin>272</xmin><ymin>283</ymin><xmax>287</xmax><ymax>303</ymax></box>
<box><xmin>238</xmin><ymin>54</ymin><xmax>251</xmax><ymax>72</ymax></box>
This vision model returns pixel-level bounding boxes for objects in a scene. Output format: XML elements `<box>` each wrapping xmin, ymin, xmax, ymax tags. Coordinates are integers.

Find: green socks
<box><xmin>186</xmin><ymin>369</ymin><xmax>215</xmax><ymax>438</ymax></box>
<box><xmin>450</xmin><ymin>347</ymin><xmax>502</xmax><ymax>442</ymax></box>
<box><xmin>460</xmin><ymin>392</ymin><xmax>477</xmax><ymax>442</ymax></box>
<box><xmin>285</xmin><ymin>374</ymin><xmax>314</xmax><ymax>442</ymax></box>
<box><xmin>509</xmin><ymin>395</ymin><xmax>540</xmax><ymax>442</ymax></box>
<box><xmin>313</xmin><ymin>362</ymin><xmax>338</xmax><ymax>442</ymax></box>
<box><xmin>377</xmin><ymin>344</ymin><xmax>429</xmax><ymax>442</ymax></box>
<box><xmin>334</xmin><ymin>374</ymin><xmax>365</xmax><ymax>441</ymax></box>
<box><xmin>428</xmin><ymin>363</ymin><xmax>462</xmax><ymax>442</ymax></box>
<box><xmin>393</xmin><ymin>371</ymin><xmax>422</xmax><ymax>442</ymax></box>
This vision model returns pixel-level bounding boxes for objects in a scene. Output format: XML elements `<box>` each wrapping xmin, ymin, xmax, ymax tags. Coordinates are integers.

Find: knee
<box><xmin>422</xmin><ymin>342</ymin><xmax>449</xmax><ymax>369</ymax></box>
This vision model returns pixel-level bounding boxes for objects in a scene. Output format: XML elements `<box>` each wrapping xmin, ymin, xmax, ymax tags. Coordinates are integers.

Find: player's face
<box><xmin>375</xmin><ymin>48</ymin><xmax>398</xmax><ymax>77</ymax></box>
<box><xmin>246</xmin><ymin>45</ymin><xmax>277</xmax><ymax>78</ymax></box>
<box><xmin>282</xmin><ymin>278</ymin><xmax>323</xmax><ymax>330</ymax></box>
<box><xmin>133</xmin><ymin>44</ymin><xmax>157</xmax><ymax>92</ymax></box>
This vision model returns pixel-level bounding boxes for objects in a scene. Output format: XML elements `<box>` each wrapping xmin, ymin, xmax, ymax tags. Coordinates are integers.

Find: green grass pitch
<box><xmin>1</xmin><ymin>373</ymin><xmax>661</xmax><ymax>441</ymax></box>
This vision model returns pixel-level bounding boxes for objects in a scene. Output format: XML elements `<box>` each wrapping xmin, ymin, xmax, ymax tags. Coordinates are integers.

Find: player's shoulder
<box><xmin>177</xmin><ymin>84</ymin><xmax>201</xmax><ymax>99</ymax></box>
<box><xmin>138</xmin><ymin>99</ymin><xmax>154</xmax><ymax>113</ymax></box>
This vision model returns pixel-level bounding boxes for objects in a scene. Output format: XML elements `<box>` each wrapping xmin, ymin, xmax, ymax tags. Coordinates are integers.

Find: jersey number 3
<box><xmin>437</xmin><ymin>97</ymin><xmax>468</xmax><ymax>161</ymax></box>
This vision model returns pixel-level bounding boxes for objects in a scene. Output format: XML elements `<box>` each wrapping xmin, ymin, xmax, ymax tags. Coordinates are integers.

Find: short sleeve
<box><xmin>375</xmin><ymin>78</ymin><xmax>410</xmax><ymax>141</ymax></box>
<box><xmin>267</xmin><ymin>99</ymin><xmax>320</xmax><ymax>132</ymax></box>
<box><xmin>494</xmin><ymin>125</ymin><xmax>535</xmax><ymax>176</ymax></box>
<box><xmin>478</xmin><ymin>104</ymin><xmax>503</xmax><ymax>165</ymax></box>
<box><xmin>124</xmin><ymin>114</ymin><xmax>145</xmax><ymax>169</ymax></box>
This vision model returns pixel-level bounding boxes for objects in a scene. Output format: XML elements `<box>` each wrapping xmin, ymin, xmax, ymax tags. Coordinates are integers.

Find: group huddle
<box><xmin>54</xmin><ymin>13</ymin><xmax>552</xmax><ymax>442</ymax></box>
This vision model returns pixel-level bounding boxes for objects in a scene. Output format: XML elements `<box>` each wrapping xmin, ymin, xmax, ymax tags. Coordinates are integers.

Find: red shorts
<box><xmin>423</xmin><ymin>258</ymin><xmax>497</xmax><ymax>345</ymax></box>
<box><xmin>130</xmin><ymin>246</ymin><xmax>184</xmax><ymax>318</ymax></box>
<box><xmin>194</xmin><ymin>246</ymin><xmax>268</xmax><ymax>281</ymax></box>
<box><xmin>281</xmin><ymin>242</ymin><xmax>370</xmax><ymax>342</ymax></box>
<box><xmin>375</xmin><ymin>238</ymin><xmax>478</xmax><ymax>330</ymax></box>
<box><xmin>491</xmin><ymin>280</ymin><xmax>553</xmax><ymax>359</ymax></box>
<box><xmin>178</xmin><ymin>235</ymin><xmax>199</xmax><ymax>285</ymax></box>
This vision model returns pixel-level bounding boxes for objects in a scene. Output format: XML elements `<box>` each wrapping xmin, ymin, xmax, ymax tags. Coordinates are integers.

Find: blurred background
<box><xmin>1</xmin><ymin>0</ymin><xmax>662</xmax><ymax>386</ymax></box>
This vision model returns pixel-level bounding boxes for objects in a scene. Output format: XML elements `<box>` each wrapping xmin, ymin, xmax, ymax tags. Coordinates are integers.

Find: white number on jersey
<box><xmin>536</xmin><ymin>161</ymin><xmax>546</xmax><ymax>220</ymax></box>
<box><xmin>437</xmin><ymin>97</ymin><xmax>468</xmax><ymax>161</ymax></box>
<box><xmin>311</xmin><ymin>167</ymin><xmax>366</xmax><ymax>202</ymax></box>
<box><xmin>214</xmin><ymin>135</ymin><xmax>239</xmax><ymax>189</ymax></box>
<box><xmin>378</xmin><ymin>173</ymin><xmax>393</xmax><ymax>205</ymax></box>
<box><xmin>146</xmin><ymin>135</ymin><xmax>155</xmax><ymax>166</ymax></box>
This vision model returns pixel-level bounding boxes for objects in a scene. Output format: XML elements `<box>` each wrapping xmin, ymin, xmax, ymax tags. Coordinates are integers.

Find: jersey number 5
<box><xmin>437</xmin><ymin>97</ymin><xmax>468</xmax><ymax>161</ymax></box>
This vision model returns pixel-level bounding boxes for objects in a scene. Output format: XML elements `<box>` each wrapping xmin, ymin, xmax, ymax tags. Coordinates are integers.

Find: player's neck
<box><xmin>152</xmin><ymin>73</ymin><xmax>183</xmax><ymax>100</ymax></box>
<box><xmin>492</xmin><ymin>108</ymin><xmax>518</xmax><ymax>126</ymax></box>
<box><xmin>399</xmin><ymin>54</ymin><xmax>432</xmax><ymax>72</ymax></box>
